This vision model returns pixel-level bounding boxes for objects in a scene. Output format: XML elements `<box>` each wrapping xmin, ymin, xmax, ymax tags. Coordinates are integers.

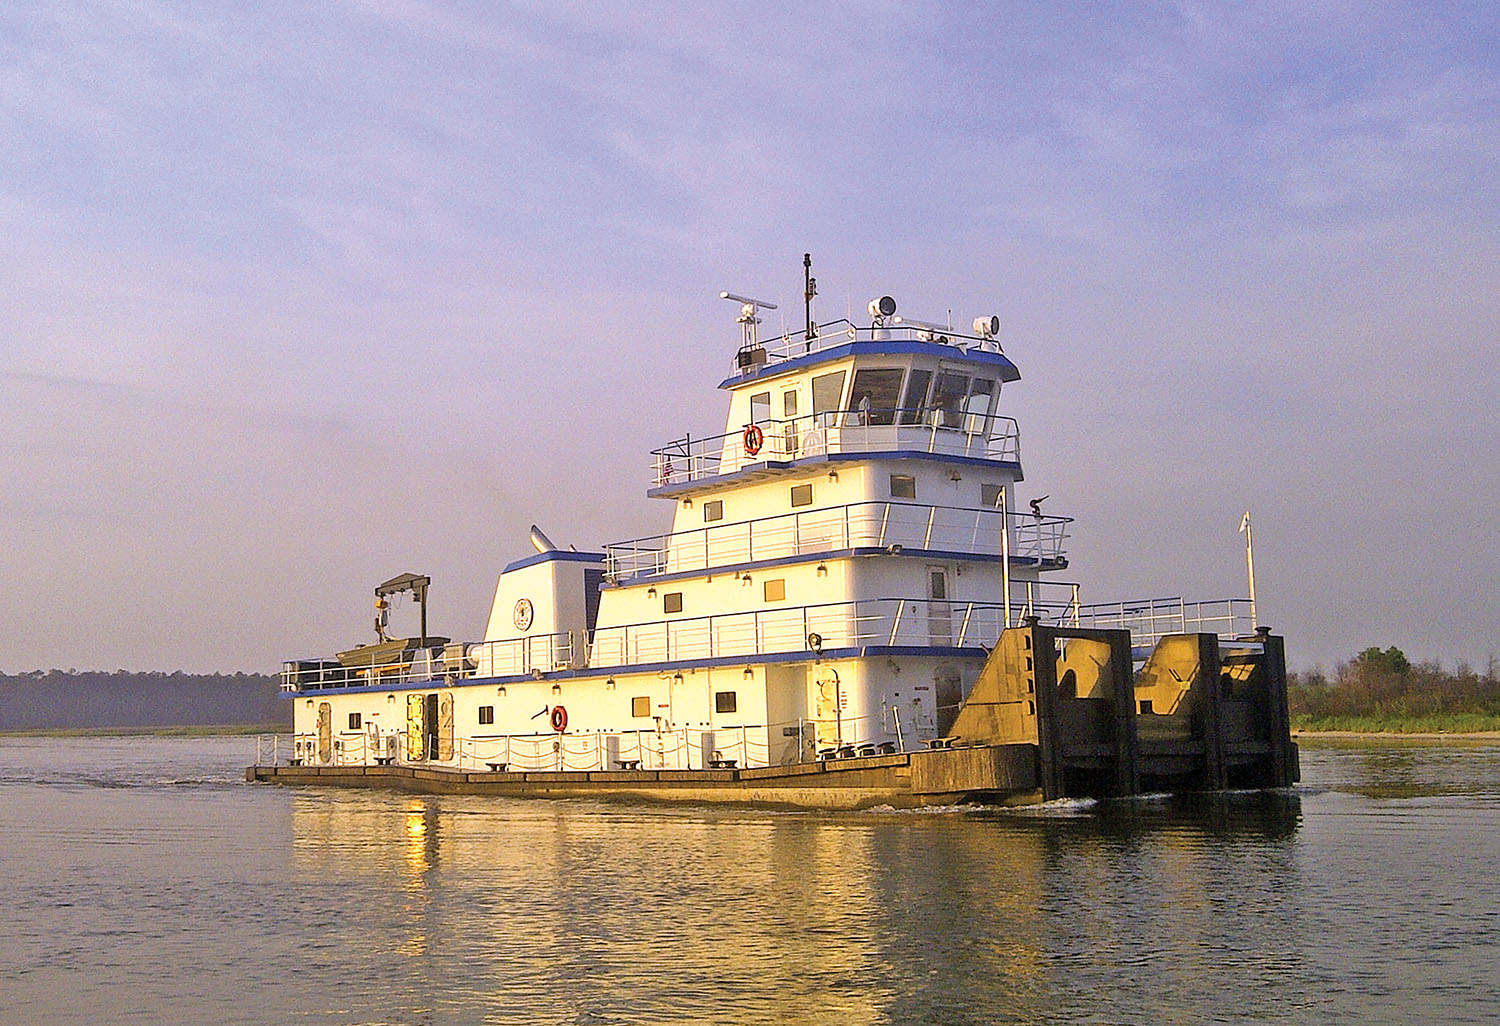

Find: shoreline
<box><xmin>1295</xmin><ymin>729</ymin><xmax>1500</xmax><ymax>742</ymax></box>
<box><xmin>0</xmin><ymin>724</ymin><xmax>288</xmax><ymax>739</ymax></box>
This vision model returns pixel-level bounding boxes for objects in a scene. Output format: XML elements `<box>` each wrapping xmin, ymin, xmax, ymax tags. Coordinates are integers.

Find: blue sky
<box><xmin>4</xmin><ymin>1</ymin><xmax>1498</xmax><ymax>672</ymax></box>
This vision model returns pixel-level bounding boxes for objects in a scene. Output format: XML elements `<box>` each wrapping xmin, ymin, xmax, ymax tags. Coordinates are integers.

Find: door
<box><xmin>316</xmin><ymin>702</ymin><xmax>332</xmax><ymax>763</ymax></box>
<box><xmin>810</xmin><ymin>668</ymin><xmax>844</xmax><ymax>751</ymax></box>
<box><xmin>424</xmin><ymin>693</ymin><xmax>440</xmax><ymax>760</ymax></box>
<box><xmin>437</xmin><ymin>691</ymin><xmax>455</xmax><ymax>761</ymax></box>
<box><xmin>406</xmin><ymin>693</ymin><xmax>425</xmax><ymax>760</ymax></box>
<box><xmin>927</xmin><ymin>566</ymin><xmax>951</xmax><ymax>644</ymax></box>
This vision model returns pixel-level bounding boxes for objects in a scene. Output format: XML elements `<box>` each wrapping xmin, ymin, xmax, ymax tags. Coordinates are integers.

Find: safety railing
<box><xmin>1074</xmin><ymin>597</ymin><xmax>1255</xmax><ymax>647</ymax></box>
<box><xmin>650</xmin><ymin>408</ymin><xmax>1020</xmax><ymax>488</ymax></box>
<box><xmin>586</xmin><ymin>596</ymin><xmax>1010</xmax><ymax>666</ymax></box>
<box><xmin>268</xmin><ymin>711</ymin><xmax>914</xmax><ymax>773</ymax></box>
<box><xmin>603</xmin><ymin>500</ymin><xmax>1070</xmax><ymax>582</ymax></box>
<box><xmin>746</xmin><ymin>319</ymin><xmax>1007</xmax><ymax>367</ymax></box>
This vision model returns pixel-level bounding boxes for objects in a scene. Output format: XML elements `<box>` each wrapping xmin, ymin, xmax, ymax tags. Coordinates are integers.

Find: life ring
<box><xmin>743</xmin><ymin>424</ymin><xmax>764</xmax><ymax>456</ymax></box>
<box><xmin>549</xmin><ymin>705</ymin><xmax>568</xmax><ymax>733</ymax></box>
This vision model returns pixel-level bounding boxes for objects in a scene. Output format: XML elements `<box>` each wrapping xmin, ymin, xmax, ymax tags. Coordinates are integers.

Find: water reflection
<box><xmin>280</xmin><ymin>790</ymin><xmax>1305</xmax><ymax>1025</ymax></box>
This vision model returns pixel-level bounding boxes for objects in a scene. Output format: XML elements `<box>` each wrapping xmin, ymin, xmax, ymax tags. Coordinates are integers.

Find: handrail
<box><xmin>650</xmin><ymin>407</ymin><xmax>1021</xmax><ymax>488</ymax></box>
<box><xmin>602</xmin><ymin>499</ymin><xmax>1070</xmax><ymax>582</ymax></box>
<box><xmin>744</xmin><ymin>319</ymin><xmax>1008</xmax><ymax>367</ymax></box>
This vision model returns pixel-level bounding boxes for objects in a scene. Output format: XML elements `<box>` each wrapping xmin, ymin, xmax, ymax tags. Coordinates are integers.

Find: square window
<box><xmin>664</xmin><ymin>592</ymin><xmax>683</xmax><ymax>614</ymax></box>
<box><xmin>348</xmin><ymin>712</ymin><xmax>362</xmax><ymax>730</ymax></box>
<box><xmin>478</xmin><ymin>705</ymin><xmax>495</xmax><ymax>725</ymax></box>
<box><xmin>790</xmin><ymin>483</ymin><xmax>813</xmax><ymax>507</ymax></box>
<box><xmin>890</xmin><ymin>474</ymin><xmax>916</xmax><ymax>499</ymax></box>
<box><xmin>763</xmin><ymin>579</ymin><xmax>786</xmax><ymax>602</ymax></box>
<box><xmin>703</xmin><ymin>500</ymin><xmax>723</xmax><ymax>522</ymax></box>
<box><xmin>981</xmin><ymin>483</ymin><xmax>1004</xmax><ymax>509</ymax></box>
<box><xmin>715</xmin><ymin>691</ymin><xmax>738</xmax><ymax>714</ymax></box>
<box><xmin>632</xmin><ymin>696</ymin><xmax>651</xmax><ymax>717</ymax></box>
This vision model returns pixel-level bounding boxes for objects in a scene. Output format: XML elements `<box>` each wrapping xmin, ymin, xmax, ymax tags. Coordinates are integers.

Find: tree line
<box><xmin>1288</xmin><ymin>647</ymin><xmax>1500</xmax><ymax>731</ymax></box>
<box><xmin>0</xmin><ymin>670</ymin><xmax>289</xmax><ymax>731</ymax></box>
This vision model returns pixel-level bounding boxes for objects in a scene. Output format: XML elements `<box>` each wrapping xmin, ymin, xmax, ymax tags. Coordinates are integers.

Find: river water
<box><xmin>1</xmin><ymin>736</ymin><xmax>1496</xmax><ymax>1026</ymax></box>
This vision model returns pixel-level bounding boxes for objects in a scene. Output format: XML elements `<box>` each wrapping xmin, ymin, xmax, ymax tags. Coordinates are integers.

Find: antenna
<box><xmin>803</xmin><ymin>253</ymin><xmax>818</xmax><ymax>345</ymax></box>
<box><xmin>720</xmin><ymin>290</ymin><xmax>778</xmax><ymax>353</ymax></box>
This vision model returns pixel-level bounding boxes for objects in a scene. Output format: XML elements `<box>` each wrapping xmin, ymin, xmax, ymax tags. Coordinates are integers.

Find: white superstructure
<box><xmin>282</xmin><ymin>279</ymin><xmax>1243</xmax><ymax>773</ymax></box>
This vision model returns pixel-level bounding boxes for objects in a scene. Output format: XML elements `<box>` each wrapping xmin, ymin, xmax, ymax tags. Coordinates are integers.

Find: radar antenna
<box><xmin>720</xmin><ymin>290</ymin><xmax>778</xmax><ymax>368</ymax></box>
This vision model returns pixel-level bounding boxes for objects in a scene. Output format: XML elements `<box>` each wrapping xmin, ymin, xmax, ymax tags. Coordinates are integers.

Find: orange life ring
<box><xmin>743</xmin><ymin>424</ymin><xmax>764</xmax><ymax>456</ymax></box>
<box><xmin>549</xmin><ymin>705</ymin><xmax>568</xmax><ymax>733</ymax></box>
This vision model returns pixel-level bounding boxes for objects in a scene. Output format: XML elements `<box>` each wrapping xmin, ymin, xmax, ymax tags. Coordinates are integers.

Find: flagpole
<box><xmin>1001</xmin><ymin>486</ymin><xmax>1012</xmax><ymax>629</ymax></box>
<box><xmin>1241</xmin><ymin>512</ymin><xmax>1257</xmax><ymax>629</ymax></box>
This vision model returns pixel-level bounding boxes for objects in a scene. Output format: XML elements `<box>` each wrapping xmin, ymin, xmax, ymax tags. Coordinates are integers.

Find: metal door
<box><xmin>437</xmin><ymin>691</ymin><xmax>455</xmax><ymax>761</ymax></box>
<box><xmin>927</xmin><ymin>566</ymin><xmax>951</xmax><ymax>644</ymax></box>
<box><xmin>406</xmin><ymin>693</ymin><xmax>425</xmax><ymax>760</ymax></box>
<box><xmin>316</xmin><ymin>702</ymin><xmax>332</xmax><ymax>763</ymax></box>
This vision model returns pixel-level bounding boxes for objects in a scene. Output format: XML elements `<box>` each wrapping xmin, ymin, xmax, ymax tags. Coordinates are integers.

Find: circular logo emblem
<box><xmin>513</xmin><ymin>598</ymin><xmax>534</xmax><ymax>632</ymax></box>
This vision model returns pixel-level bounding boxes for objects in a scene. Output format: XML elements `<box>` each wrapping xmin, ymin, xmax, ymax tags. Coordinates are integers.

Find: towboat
<box><xmin>253</xmin><ymin>262</ymin><xmax>1297</xmax><ymax>808</ymax></box>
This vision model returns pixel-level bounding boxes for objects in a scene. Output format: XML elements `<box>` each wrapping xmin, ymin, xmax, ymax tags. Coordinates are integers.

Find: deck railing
<box><xmin>603</xmin><ymin>500</ymin><xmax>1070</xmax><ymax>582</ymax></box>
<box><xmin>280</xmin><ymin>593</ymin><xmax>1255</xmax><ymax>692</ymax></box>
<box><xmin>746</xmin><ymin>319</ymin><xmax>1007</xmax><ymax>366</ymax></box>
<box><xmin>651</xmin><ymin>408</ymin><xmax>1020</xmax><ymax>488</ymax></box>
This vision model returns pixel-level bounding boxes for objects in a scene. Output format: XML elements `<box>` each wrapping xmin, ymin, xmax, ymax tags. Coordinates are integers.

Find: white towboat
<box><xmin>267</xmin><ymin>262</ymin><xmax>1288</xmax><ymax>805</ymax></box>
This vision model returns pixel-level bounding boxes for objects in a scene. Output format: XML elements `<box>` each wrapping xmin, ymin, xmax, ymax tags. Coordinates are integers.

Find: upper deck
<box><xmin>652</xmin><ymin>320</ymin><xmax>1024</xmax><ymax>495</ymax></box>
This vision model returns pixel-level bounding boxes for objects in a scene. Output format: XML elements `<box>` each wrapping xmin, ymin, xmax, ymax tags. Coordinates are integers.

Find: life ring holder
<box><xmin>743</xmin><ymin>424</ymin><xmax>764</xmax><ymax>457</ymax></box>
<box><xmin>549</xmin><ymin>705</ymin><xmax>568</xmax><ymax>733</ymax></box>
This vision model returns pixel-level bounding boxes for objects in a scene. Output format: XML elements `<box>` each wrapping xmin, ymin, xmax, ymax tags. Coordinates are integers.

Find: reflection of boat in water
<box><xmin>254</xmin><ymin>260</ymin><xmax>1297</xmax><ymax>808</ymax></box>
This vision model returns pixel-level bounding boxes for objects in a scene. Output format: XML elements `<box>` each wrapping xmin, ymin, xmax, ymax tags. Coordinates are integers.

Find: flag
<box><xmin>1239</xmin><ymin>511</ymin><xmax>1251</xmax><ymax>533</ymax></box>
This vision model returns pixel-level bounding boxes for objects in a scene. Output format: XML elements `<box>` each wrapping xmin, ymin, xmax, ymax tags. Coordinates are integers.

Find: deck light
<box><xmin>817</xmin><ymin>563</ymin><xmax>827</xmax><ymax>577</ymax></box>
<box><xmin>497</xmin><ymin>686</ymin><xmax>506</xmax><ymax>697</ymax></box>
<box><xmin>551</xmin><ymin>683</ymin><xmax>562</xmax><ymax>695</ymax></box>
<box><xmin>743</xmin><ymin>666</ymin><xmax>754</xmax><ymax>680</ymax></box>
<box><xmin>647</xmin><ymin>586</ymin><xmax>657</xmax><ymax>598</ymax></box>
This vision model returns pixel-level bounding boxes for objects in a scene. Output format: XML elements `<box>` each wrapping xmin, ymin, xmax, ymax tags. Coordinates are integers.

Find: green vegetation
<box><xmin>1289</xmin><ymin>647</ymin><xmax>1500</xmax><ymax>733</ymax></box>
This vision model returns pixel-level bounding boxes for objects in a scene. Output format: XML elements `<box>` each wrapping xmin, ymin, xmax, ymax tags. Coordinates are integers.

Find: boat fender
<box><xmin>549</xmin><ymin>705</ymin><xmax>568</xmax><ymax>733</ymax></box>
<box><xmin>742</xmin><ymin>424</ymin><xmax>764</xmax><ymax>456</ymax></box>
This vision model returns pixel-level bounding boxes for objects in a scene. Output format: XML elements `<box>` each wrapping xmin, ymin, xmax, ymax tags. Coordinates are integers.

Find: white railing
<box><xmin>268</xmin><ymin>711</ymin><xmax>911</xmax><ymax>773</ymax></box>
<box><xmin>587</xmin><ymin>597</ymin><xmax>1009</xmax><ymax>666</ymax></box>
<box><xmin>650</xmin><ymin>408</ymin><xmax>1021</xmax><ymax>488</ymax></box>
<box><xmin>1074</xmin><ymin>597</ymin><xmax>1255</xmax><ymax>647</ymax></box>
<box><xmin>748</xmin><ymin>319</ymin><xmax>1007</xmax><ymax>367</ymax></box>
<box><xmin>603</xmin><ymin>500</ymin><xmax>1070</xmax><ymax>582</ymax></box>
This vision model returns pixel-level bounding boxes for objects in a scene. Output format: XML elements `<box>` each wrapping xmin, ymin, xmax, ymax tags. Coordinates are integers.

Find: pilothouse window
<box><xmin>811</xmin><ymin>371</ymin><xmax>846</xmax><ymax>426</ymax></box>
<box><xmin>846</xmin><ymin>369</ymin><xmax>904</xmax><ymax>426</ymax></box>
<box><xmin>899</xmin><ymin>369</ymin><xmax>932</xmax><ymax>424</ymax></box>
<box><xmin>931</xmin><ymin>372</ymin><xmax>970</xmax><ymax>428</ymax></box>
<box><xmin>749</xmin><ymin>392</ymin><xmax>771</xmax><ymax>425</ymax></box>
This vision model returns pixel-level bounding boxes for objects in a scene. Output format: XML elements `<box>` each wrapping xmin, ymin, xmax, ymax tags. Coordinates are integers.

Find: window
<box><xmin>811</xmin><ymin>370</ymin><xmax>846</xmax><ymax>423</ymax></box>
<box><xmin>715</xmin><ymin>691</ymin><xmax>738</xmax><ymax>714</ymax></box>
<box><xmin>783</xmin><ymin>390</ymin><xmax>798</xmax><ymax>418</ymax></box>
<box><xmin>931</xmin><ymin>371</ymin><xmax>971</xmax><ymax>428</ymax></box>
<box><xmin>703</xmin><ymin>500</ymin><xmax>723</xmax><ymax>523</ymax></box>
<box><xmin>790</xmin><ymin>484</ymin><xmax>813</xmax><ymax>508</ymax></box>
<box><xmin>664</xmin><ymin>592</ymin><xmax>683</xmax><ymax>614</ymax></box>
<box><xmin>846</xmin><ymin>368</ymin><xmax>904</xmax><ymax>425</ymax></box>
<box><xmin>763</xmin><ymin>578</ymin><xmax>786</xmax><ymax>602</ymax></box>
<box><xmin>750</xmin><ymin>391</ymin><xmax>771</xmax><ymax>425</ymax></box>
<box><xmin>899</xmin><ymin>369</ymin><xmax>932</xmax><ymax>424</ymax></box>
<box><xmin>632</xmin><ymin>696</ymin><xmax>651</xmax><ymax>717</ymax></box>
<box><xmin>348</xmin><ymin>712</ymin><xmax>362</xmax><ymax>730</ymax></box>
<box><xmin>890</xmin><ymin>474</ymin><xmax>916</xmax><ymax>499</ymax></box>
<box><xmin>478</xmin><ymin>706</ymin><xmax>494</xmax><ymax>725</ymax></box>
<box><xmin>965</xmin><ymin>377</ymin><xmax>996</xmax><ymax>429</ymax></box>
<box><xmin>981</xmin><ymin>483</ymin><xmax>1004</xmax><ymax>509</ymax></box>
